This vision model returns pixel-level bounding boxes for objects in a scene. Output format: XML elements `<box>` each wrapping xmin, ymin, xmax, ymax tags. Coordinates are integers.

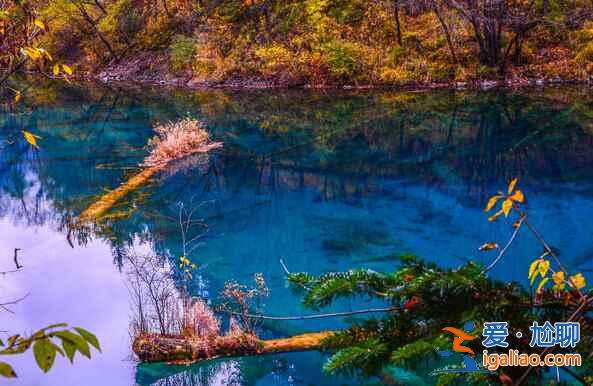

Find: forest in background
<box><xmin>3</xmin><ymin>0</ymin><xmax>593</xmax><ymax>88</ymax></box>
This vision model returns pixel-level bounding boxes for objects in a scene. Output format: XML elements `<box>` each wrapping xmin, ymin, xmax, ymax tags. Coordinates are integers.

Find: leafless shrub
<box><xmin>219</xmin><ymin>273</ymin><xmax>269</xmax><ymax>333</ymax></box>
<box><xmin>142</xmin><ymin>118</ymin><xmax>222</xmax><ymax>167</ymax></box>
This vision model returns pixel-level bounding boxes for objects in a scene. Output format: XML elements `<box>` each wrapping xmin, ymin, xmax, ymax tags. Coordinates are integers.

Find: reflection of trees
<box><xmin>1</xmin><ymin>83</ymin><xmax>593</xmax><ymax>253</ymax></box>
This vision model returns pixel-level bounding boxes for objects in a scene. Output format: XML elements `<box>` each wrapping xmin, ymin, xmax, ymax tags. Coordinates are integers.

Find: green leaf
<box><xmin>52</xmin><ymin>331</ymin><xmax>90</xmax><ymax>358</ymax></box>
<box><xmin>74</xmin><ymin>328</ymin><xmax>100</xmax><ymax>352</ymax></box>
<box><xmin>41</xmin><ymin>323</ymin><xmax>68</xmax><ymax>331</ymax></box>
<box><xmin>536</xmin><ymin>277</ymin><xmax>549</xmax><ymax>294</ymax></box>
<box><xmin>0</xmin><ymin>361</ymin><xmax>16</xmax><ymax>378</ymax></box>
<box><xmin>61</xmin><ymin>339</ymin><xmax>76</xmax><ymax>363</ymax></box>
<box><xmin>33</xmin><ymin>338</ymin><xmax>57</xmax><ymax>373</ymax></box>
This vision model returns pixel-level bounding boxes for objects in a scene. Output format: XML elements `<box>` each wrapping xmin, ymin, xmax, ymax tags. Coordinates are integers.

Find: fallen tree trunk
<box><xmin>78</xmin><ymin>165</ymin><xmax>163</xmax><ymax>222</ymax></box>
<box><xmin>133</xmin><ymin>331</ymin><xmax>335</xmax><ymax>363</ymax></box>
<box><xmin>78</xmin><ymin>142</ymin><xmax>222</xmax><ymax>223</ymax></box>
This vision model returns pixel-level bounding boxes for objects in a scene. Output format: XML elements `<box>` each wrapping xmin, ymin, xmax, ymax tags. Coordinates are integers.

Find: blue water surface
<box><xmin>1</xmin><ymin>82</ymin><xmax>592</xmax><ymax>386</ymax></box>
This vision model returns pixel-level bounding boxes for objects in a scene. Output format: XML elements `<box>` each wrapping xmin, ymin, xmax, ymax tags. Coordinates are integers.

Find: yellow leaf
<box><xmin>538</xmin><ymin>260</ymin><xmax>550</xmax><ymax>278</ymax></box>
<box><xmin>528</xmin><ymin>260</ymin><xmax>540</xmax><ymax>281</ymax></box>
<box><xmin>38</xmin><ymin>48</ymin><xmax>52</xmax><ymax>61</ymax></box>
<box><xmin>61</xmin><ymin>64</ymin><xmax>73</xmax><ymax>75</ymax></box>
<box><xmin>23</xmin><ymin>47</ymin><xmax>41</xmax><ymax>60</ymax></box>
<box><xmin>552</xmin><ymin>271</ymin><xmax>565</xmax><ymax>286</ymax></box>
<box><xmin>484</xmin><ymin>194</ymin><xmax>502</xmax><ymax>212</ymax></box>
<box><xmin>34</xmin><ymin>19</ymin><xmax>46</xmax><ymax>30</ymax></box>
<box><xmin>13</xmin><ymin>90</ymin><xmax>21</xmax><ymax>103</ymax></box>
<box><xmin>536</xmin><ymin>277</ymin><xmax>549</xmax><ymax>294</ymax></box>
<box><xmin>22</xmin><ymin>131</ymin><xmax>41</xmax><ymax>148</ymax></box>
<box><xmin>569</xmin><ymin>273</ymin><xmax>586</xmax><ymax>290</ymax></box>
<box><xmin>53</xmin><ymin>64</ymin><xmax>60</xmax><ymax>76</ymax></box>
<box><xmin>478</xmin><ymin>242</ymin><xmax>499</xmax><ymax>251</ymax></box>
<box><xmin>508</xmin><ymin>178</ymin><xmax>518</xmax><ymax>195</ymax></box>
<box><xmin>502</xmin><ymin>199</ymin><xmax>513</xmax><ymax>217</ymax></box>
<box><xmin>488</xmin><ymin>209</ymin><xmax>504</xmax><ymax>222</ymax></box>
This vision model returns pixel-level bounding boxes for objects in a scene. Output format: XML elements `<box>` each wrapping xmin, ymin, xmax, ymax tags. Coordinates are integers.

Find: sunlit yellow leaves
<box><xmin>569</xmin><ymin>273</ymin><xmax>586</xmax><ymax>290</ymax></box>
<box><xmin>528</xmin><ymin>260</ymin><xmax>539</xmax><ymax>281</ymax></box>
<box><xmin>508</xmin><ymin>178</ymin><xmax>518</xmax><ymax>195</ymax></box>
<box><xmin>52</xmin><ymin>64</ymin><xmax>74</xmax><ymax>81</ymax></box>
<box><xmin>501</xmin><ymin>199</ymin><xmax>513</xmax><ymax>217</ymax></box>
<box><xmin>21</xmin><ymin>47</ymin><xmax>41</xmax><ymax>60</ymax></box>
<box><xmin>37</xmin><ymin>48</ymin><xmax>52</xmax><ymax>61</ymax></box>
<box><xmin>179</xmin><ymin>255</ymin><xmax>198</xmax><ymax>281</ymax></box>
<box><xmin>484</xmin><ymin>178</ymin><xmax>524</xmax><ymax>222</ymax></box>
<box><xmin>179</xmin><ymin>255</ymin><xmax>190</xmax><ymax>268</ymax></box>
<box><xmin>552</xmin><ymin>271</ymin><xmax>565</xmax><ymax>285</ymax></box>
<box><xmin>22</xmin><ymin>131</ymin><xmax>41</xmax><ymax>148</ymax></box>
<box><xmin>478</xmin><ymin>242</ymin><xmax>499</xmax><ymax>251</ymax></box>
<box><xmin>538</xmin><ymin>260</ymin><xmax>550</xmax><ymax>277</ymax></box>
<box><xmin>21</xmin><ymin>47</ymin><xmax>52</xmax><ymax>62</ymax></box>
<box><xmin>61</xmin><ymin>64</ymin><xmax>73</xmax><ymax>75</ymax></box>
<box><xmin>484</xmin><ymin>194</ymin><xmax>502</xmax><ymax>212</ymax></box>
<box><xmin>34</xmin><ymin>19</ymin><xmax>46</xmax><ymax>31</ymax></box>
<box><xmin>529</xmin><ymin>259</ymin><xmax>549</xmax><ymax>285</ymax></box>
<box><xmin>552</xmin><ymin>271</ymin><xmax>565</xmax><ymax>292</ymax></box>
<box><xmin>509</xmin><ymin>190</ymin><xmax>524</xmax><ymax>203</ymax></box>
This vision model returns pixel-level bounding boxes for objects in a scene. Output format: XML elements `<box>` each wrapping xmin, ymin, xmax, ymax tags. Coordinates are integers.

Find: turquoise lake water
<box><xmin>1</xmin><ymin>83</ymin><xmax>592</xmax><ymax>385</ymax></box>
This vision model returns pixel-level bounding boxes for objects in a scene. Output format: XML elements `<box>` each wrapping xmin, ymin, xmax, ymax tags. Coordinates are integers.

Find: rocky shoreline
<box><xmin>75</xmin><ymin>52</ymin><xmax>592</xmax><ymax>92</ymax></box>
<box><xmin>91</xmin><ymin>70</ymin><xmax>593</xmax><ymax>92</ymax></box>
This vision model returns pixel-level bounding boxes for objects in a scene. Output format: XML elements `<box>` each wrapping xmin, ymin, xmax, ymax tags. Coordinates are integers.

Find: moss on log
<box><xmin>133</xmin><ymin>331</ymin><xmax>335</xmax><ymax>364</ymax></box>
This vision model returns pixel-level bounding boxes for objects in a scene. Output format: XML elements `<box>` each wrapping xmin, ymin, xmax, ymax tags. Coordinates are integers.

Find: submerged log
<box><xmin>78</xmin><ymin>166</ymin><xmax>163</xmax><ymax>222</ymax></box>
<box><xmin>78</xmin><ymin>142</ymin><xmax>222</xmax><ymax>223</ymax></box>
<box><xmin>133</xmin><ymin>331</ymin><xmax>335</xmax><ymax>364</ymax></box>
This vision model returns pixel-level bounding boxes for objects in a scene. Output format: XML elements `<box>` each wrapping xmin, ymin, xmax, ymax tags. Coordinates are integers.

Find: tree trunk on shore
<box><xmin>133</xmin><ymin>331</ymin><xmax>335</xmax><ymax>363</ymax></box>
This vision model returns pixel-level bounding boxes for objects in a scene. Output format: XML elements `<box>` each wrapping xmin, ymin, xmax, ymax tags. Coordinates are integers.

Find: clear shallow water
<box><xmin>1</xmin><ymin>82</ymin><xmax>593</xmax><ymax>385</ymax></box>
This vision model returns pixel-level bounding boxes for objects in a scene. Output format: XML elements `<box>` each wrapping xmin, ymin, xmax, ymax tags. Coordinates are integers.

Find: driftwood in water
<box><xmin>78</xmin><ymin>142</ymin><xmax>222</xmax><ymax>223</ymax></box>
<box><xmin>133</xmin><ymin>331</ymin><xmax>335</xmax><ymax>363</ymax></box>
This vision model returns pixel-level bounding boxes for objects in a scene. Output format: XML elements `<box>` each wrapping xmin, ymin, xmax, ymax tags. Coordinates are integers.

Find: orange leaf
<box><xmin>507</xmin><ymin>178</ymin><xmax>518</xmax><ymax>195</ymax></box>
<box><xmin>478</xmin><ymin>242</ymin><xmax>499</xmax><ymax>251</ymax></box>
<box><xmin>502</xmin><ymin>199</ymin><xmax>513</xmax><ymax>217</ymax></box>
<box><xmin>509</xmin><ymin>190</ymin><xmax>524</xmax><ymax>203</ymax></box>
<box><xmin>484</xmin><ymin>194</ymin><xmax>502</xmax><ymax>212</ymax></box>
